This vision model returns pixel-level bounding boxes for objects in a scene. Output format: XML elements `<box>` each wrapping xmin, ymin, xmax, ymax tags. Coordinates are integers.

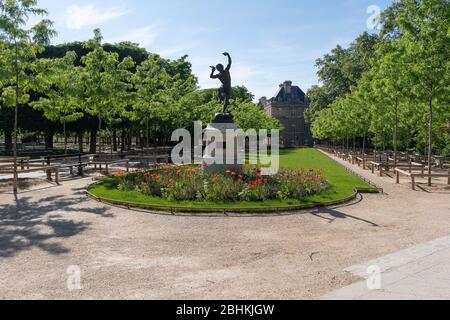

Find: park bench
<box><xmin>127</xmin><ymin>147</ymin><xmax>171</xmax><ymax>165</ymax></box>
<box><xmin>347</xmin><ymin>153</ymin><xmax>360</xmax><ymax>165</ymax></box>
<box><xmin>395</xmin><ymin>167</ymin><xmax>450</xmax><ymax>190</ymax></box>
<box><xmin>42</xmin><ymin>153</ymin><xmax>95</xmax><ymax>178</ymax></box>
<box><xmin>370</xmin><ymin>161</ymin><xmax>390</xmax><ymax>176</ymax></box>
<box><xmin>356</xmin><ymin>155</ymin><xmax>378</xmax><ymax>169</ymax></box>
<box><xmin>0</xmin><ymin>157</ymin><xmax>31</xmax><ymax>170</ymax></box>
<box><xmin>0</xmin><ymin>165</ymin><xmax>61</xmax><ymax>190</ymax></box>
<box><xmin>370</xmin><ymin>160</ymin><xmax>425</xmax><ymax>177</ymax></box>
<box><xmin>127</xmin><ymin>154</ymin><xmax>170</xmax><ymax>165</ymax></box>
<box><xmin>91</xmin><ymin>154</ymin><xmax>130</xmax><ymax>175</ymax></box>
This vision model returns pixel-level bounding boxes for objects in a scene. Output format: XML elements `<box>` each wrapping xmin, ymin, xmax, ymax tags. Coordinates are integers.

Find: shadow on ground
<box><xmin>309</xmin><ymin>195</ymin><xmax>380</xmax><ymax>227</ymax></box>
<box><xmin>0</xmin><ymin>193</ymin><xmax>111</xmax><ymax>258</ymax></box>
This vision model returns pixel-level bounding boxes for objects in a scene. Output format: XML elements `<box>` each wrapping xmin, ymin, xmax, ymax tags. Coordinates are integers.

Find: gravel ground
<box><xmin>0</xmin><ymin>153</ymin><xmax>449</xmax><ymax>300</ymax></box>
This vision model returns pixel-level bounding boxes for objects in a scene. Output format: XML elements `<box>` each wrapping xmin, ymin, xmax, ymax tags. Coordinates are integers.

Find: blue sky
<box><xmin>36</xmin><ymin>0</ymin><xmax>394</xmax><ymax>99</ymax></box>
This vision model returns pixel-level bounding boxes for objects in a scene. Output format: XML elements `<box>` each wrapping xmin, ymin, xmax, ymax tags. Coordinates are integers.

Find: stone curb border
<box><xmin>86</xmin><ymin>181</ymin><xmax>374</xmax><ymax>214</ymax></box>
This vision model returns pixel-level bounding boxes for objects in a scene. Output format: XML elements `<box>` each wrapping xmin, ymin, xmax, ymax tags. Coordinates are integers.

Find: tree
<box><xmin>307</xmin><ymin>32</ymin><xmax>379</xmax><ymax>121</ymax></box>
<box><xmin>0</xmin><ymin>0</ymin><xmax>56</xmax><ymax>193</ymax></box>
<box><xmin>79</xmin><ymin>29</ymin><xmax>135</xmax><ymax>153</ymax></box>
<box><xmin>231</xmin><ymin>100</ymin><xmax>282</xmax><ymax>132</ymax></box>
<box><xmin>31</xmin><ymin>51</ymin><xmax>84</xmax><ymax>154</ymax></box>
<box><xmin>395</xmin><ymin>0</ymin><xmax>449</xmax><ymax>185</ymax></box>
<box><xmin>309</xmin><ymin>0</ymin><xmax>449</xmax><ymax>169</ymax></box>
<box><xmin>132</xmin><ymin>53</ymin><xmax>198</xmax><ymax>146</ymax></box>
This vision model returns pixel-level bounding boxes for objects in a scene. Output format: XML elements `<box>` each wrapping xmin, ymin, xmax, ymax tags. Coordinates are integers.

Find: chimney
<box><xmin>284</xmin><ymin>81</ymin><xmax>292</xmax><ymax>94</ymax></box>
<box><xmin>259</xmin><ymin>96</ymin><xmax>267</xmax><ymax>107</ymax></box>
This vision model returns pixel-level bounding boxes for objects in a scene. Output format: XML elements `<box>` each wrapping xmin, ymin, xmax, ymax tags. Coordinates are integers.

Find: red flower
<box><xmin>143</xmin><ymin>182</ymin><xmax>148</xmax><ymax>187</ymax></box>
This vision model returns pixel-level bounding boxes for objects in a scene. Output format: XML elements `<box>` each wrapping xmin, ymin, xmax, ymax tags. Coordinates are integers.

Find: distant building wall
<box><xmin>260</xmin><ymin>81</ymin><xmax>313</xmax><ymax>148</ymax></box>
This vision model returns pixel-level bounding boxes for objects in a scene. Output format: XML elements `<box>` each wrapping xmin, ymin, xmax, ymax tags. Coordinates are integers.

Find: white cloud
<box><xmin>157</xmin><ymin>46</ymin><xmax>189</xmax><ymax>58</ymax></box>
<box><xmin>65</xmin><ymin>4</ymin><xmax>129</xmax><ymax>30</ymax></box>
<box><xmin>111</xmin><ymin>25</ymin><xmax>161</xmax><ymax>47</ymax></box>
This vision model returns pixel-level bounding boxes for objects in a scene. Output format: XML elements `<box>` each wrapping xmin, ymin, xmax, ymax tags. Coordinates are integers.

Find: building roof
<box><xmin>260</xmin><ymin>81</ymin><xmax>307</xmax><ymax>105</ymax></box>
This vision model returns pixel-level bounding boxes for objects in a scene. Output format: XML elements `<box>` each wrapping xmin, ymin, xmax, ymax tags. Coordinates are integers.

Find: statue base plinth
<box><xmin>203</xmin><ymin>113</ymin><xmax>243</xmax><ymax>175</ymax></box>
<box><xmin>211</xmin><ymin>112</ymin><xmax>234</xmax><ymax>124</ymax></box>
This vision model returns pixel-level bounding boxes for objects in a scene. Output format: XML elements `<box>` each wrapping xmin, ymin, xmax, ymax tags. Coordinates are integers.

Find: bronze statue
<box><xmin>210</xmin><ymin>52</ymin><xmax>232</xmax><ymax>114</ymax></box>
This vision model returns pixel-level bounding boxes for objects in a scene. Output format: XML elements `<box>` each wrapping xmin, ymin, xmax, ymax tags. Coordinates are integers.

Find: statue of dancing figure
<box><xmin>210</xmin><ymin>52</ymin><xmax>232</xmax><ymax>114</ymax></box>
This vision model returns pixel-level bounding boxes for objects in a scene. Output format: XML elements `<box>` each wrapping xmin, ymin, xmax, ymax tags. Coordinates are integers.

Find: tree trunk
<box><xmin>45</xmin><ymin>132</ymin><xmax>54</xmax><ymax>150</ymax></box>
<box><xmin>146</xmin><ymin>119</ymin><xmax>150</xmax><ymax>147</ymax></box>
<box><xmin>393</xmin><ymin>101</ymin><xmax>398</xmax><ymax>166</ymax></box>
<box><xmin>121</xmin><ymin>129</ymin><xmax>125</xmax><ymax>152</ymax></box>
<box><xmin>427</xmin><ymin>89</ymin><xmax>433</xmax><ymax>187</ymax></box>
<box><xmin>362</xmin><ymin>134</ymin><xmax>366</xmax><ymax>156</ymax></box>
<box><xmin>90</xmin><ymin>129</ymin><xmax>97</xmax><ymax>154</ymax></box>
<box><xmin>63</xmin><ymin>120</ymin><xmax>67</xmax><ymax>155</ymax></box>
<box><xmin>13</xmin><ymin>38</ymin><xmax>19</xmax><ymax>194</ymax></box>
<box><xmin>78</xmin><ymin>132</ymin><xmax>84</xmax><ymax>153</ymax></box>
<box><xmin>98</xmin><ymin>117</ymin><xmax>102</xmax><ymax>153</ymax></box>
<box><xmin>112</xmin><ymin>128</ymin><xmax>117</xmax><ymax>152</ymax></box>
<box><xmin>4</xmin><ymin>128</ymin><xmax>13</xmax><ymax>156</ymax></box>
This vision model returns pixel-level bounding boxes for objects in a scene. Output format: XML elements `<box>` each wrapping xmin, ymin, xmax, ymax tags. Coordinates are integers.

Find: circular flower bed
<box><xmin>114</xmin><ymin>164</ymin><xmax>329</xmax><ymax>203</ymax></box>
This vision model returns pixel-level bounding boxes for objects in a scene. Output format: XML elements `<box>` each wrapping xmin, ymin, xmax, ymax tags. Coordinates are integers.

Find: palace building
<box><xmin>259</xmin><ymin>81</ymin><xmax>313</xmax><ymax>148</ymax></box>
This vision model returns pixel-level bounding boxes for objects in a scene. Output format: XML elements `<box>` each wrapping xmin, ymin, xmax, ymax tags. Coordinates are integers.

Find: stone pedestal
<box><xmin>203</xmin><ymin>113</ymin><xmax>243</xmax><ymax>174</ymax></box>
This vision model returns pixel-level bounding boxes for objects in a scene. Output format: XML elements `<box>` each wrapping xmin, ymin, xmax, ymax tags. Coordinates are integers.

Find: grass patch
<box><xmin>88</xmin><ymin>148</ymin><xmax>377</xmax><ymax>212</ymax></box>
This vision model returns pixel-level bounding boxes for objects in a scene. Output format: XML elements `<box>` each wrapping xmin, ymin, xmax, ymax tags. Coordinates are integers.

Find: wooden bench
<box><xmin>42</xmin><ymin>154</ymin><xmax>95</xmax><ymax>178</ymax></box>
<box><xmin>395</xmin><ymin>168</ymin><xmax>450</xmax><ymax>190</ymax></box>
<box><xmin>370</xmin><ymin>160</ymin><xmax>425</xmax><ymax>177</ymax></box>
<box><xmin>127</xmin><ymin>154</ymin><xmax>170</xmax><ymax>165</ymax></box>
<box><xmin>0</xmin><ymin>157</ymin><xmax>31</xmax><ymax>170</ymax></box>
<box><xmin>356</xmin><ymin>155</ymin><xmax>377</xmax><ymax>170</ymax></box>
<box><xmin>56</xmin><ymin>155</ymin><xmax>94</xmax><ymax>176</ymax></box>
<box><xmin>1</xmin><ymin>165</ymin><xmax>61</xmax><ymax>189</ymax></box>
<box><xmin>370</xmin><ymin>161</ymin><xmax>390</xmax><ymax>176</ymax></box>
<box><xmin>90</xmin><ymin>158</ymin><xmax>130</xmax><ymax>175</ymax></box>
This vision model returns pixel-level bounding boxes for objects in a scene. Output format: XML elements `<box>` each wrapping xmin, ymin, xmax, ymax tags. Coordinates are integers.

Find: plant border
<box><xmin>86</xmin><ymin>181</ymin><xmax>378</xmax><ymax>214</ymax></box>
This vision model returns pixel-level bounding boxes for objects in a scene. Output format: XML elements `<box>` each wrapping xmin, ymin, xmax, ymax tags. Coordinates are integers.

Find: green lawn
<box><xmin>88</xmin><ymin>148</ymin><xmax>377</xmax><ymax>212</ymax></box>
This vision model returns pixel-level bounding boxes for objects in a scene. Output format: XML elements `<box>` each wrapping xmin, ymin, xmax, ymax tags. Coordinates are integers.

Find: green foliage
<box><xmin>231</xmin><ymin>100</ymin><xmax>282</xmax><ymax>132</ymax></box>
<box><xmin>80</xmin><ymin>30</ymin><xmax>135</xmax><ymax>131</ymax></box>
<box><xmin>310</xmin><ymin>0</ymin><xmax>450</xmax><ymax>156</ymax></box>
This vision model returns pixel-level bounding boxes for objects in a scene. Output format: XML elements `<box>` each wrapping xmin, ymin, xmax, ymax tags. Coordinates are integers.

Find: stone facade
<box><xmin>260</xmin><ymin>81</ymin><xmax>313</xmax><ymax>148</ymax></box>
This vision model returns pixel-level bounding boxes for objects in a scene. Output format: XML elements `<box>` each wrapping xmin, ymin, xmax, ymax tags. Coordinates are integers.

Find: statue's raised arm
<box><xmin>223</xmin><ymin>52</ymin><xmax>232</xmax><ymax>71</ymax></box>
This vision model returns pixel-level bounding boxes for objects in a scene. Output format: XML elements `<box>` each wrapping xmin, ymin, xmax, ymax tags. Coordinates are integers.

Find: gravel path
<box><xmin>0</xmin><ymin>153</ymin><xmax>449</xmax><ymax>299</ymax></box>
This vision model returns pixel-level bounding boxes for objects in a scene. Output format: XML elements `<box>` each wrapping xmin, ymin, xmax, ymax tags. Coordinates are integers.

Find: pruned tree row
<box><xmin>0</xmin><ymin>1</ymin><xmax>281</xmax><ymax>163</ymax></box>
<box><xmin>308</xmin><ymin>0</ymin><xmax>449</xmax><ymax>180</ymax></box>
